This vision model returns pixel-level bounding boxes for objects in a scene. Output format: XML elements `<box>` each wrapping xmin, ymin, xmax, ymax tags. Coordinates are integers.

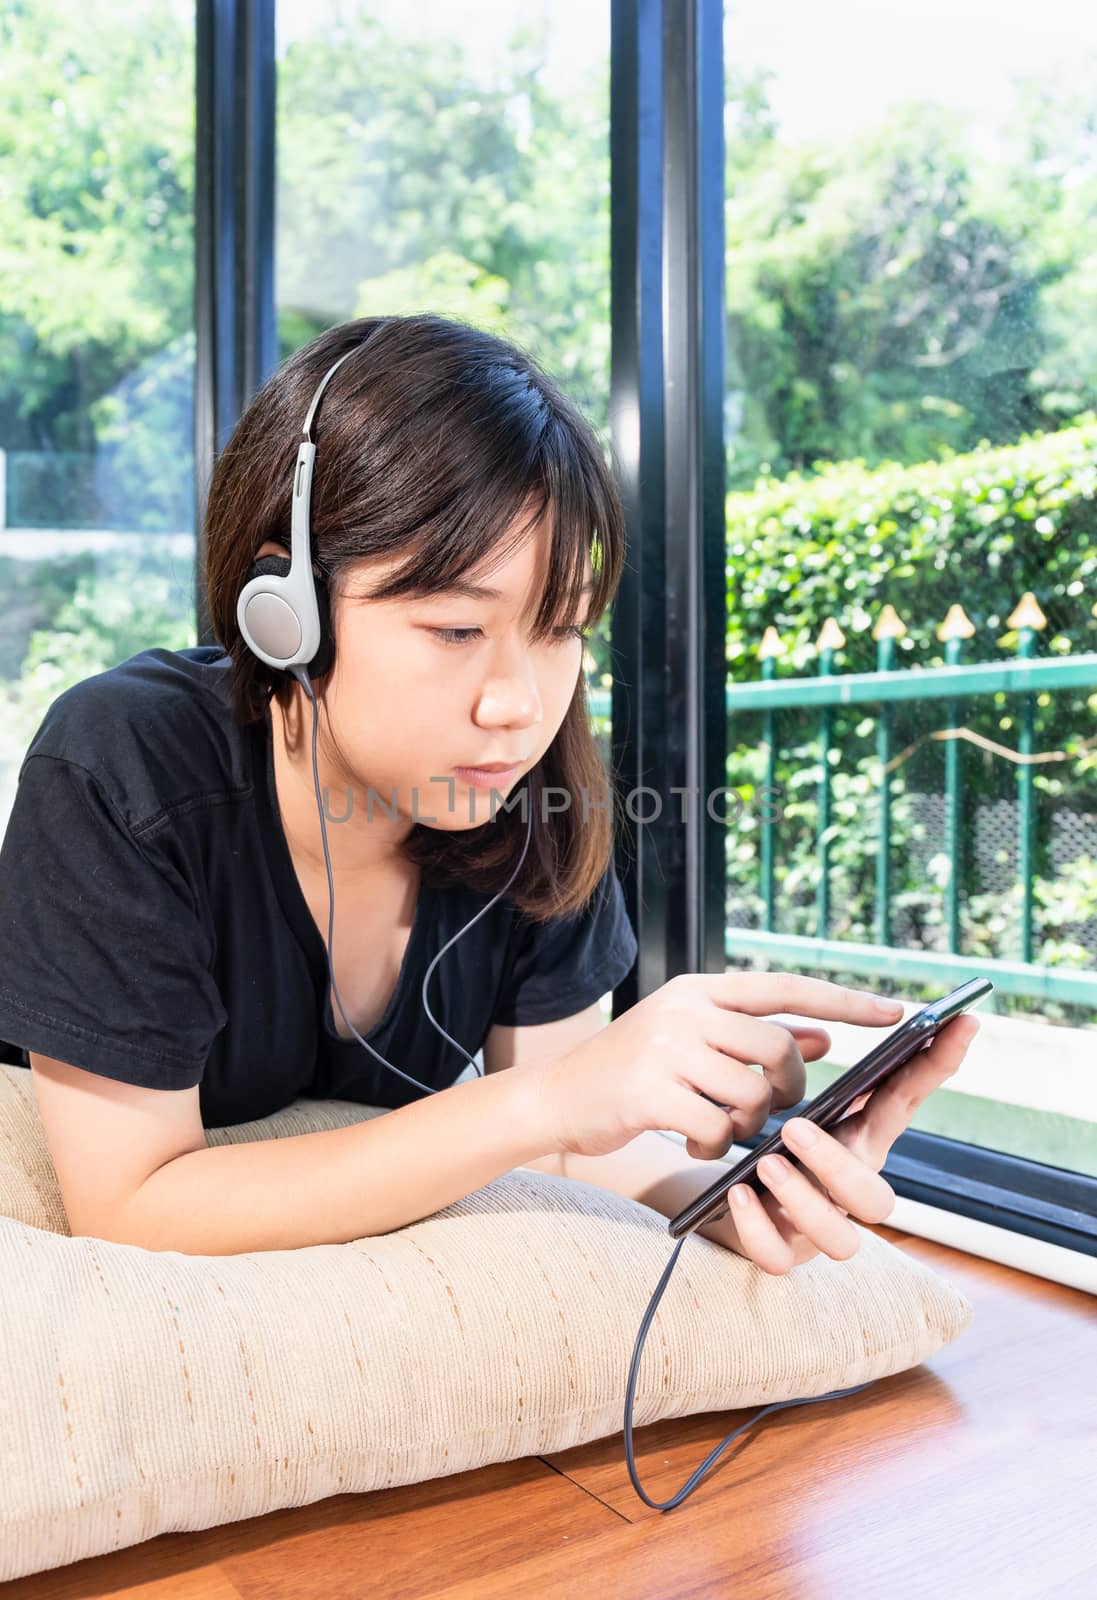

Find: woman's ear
<box><xmin>254</xmin><ymin>539</ymin><xmax>291</xmax><ymax>563</ymax></box>
<box><xmin>252</xmin><ymin>539</ymin><xmax>322</xmax><ymax>582</ymax></box>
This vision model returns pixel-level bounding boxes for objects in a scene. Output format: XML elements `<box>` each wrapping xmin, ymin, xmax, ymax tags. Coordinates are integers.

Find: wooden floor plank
<box><xmin>427</xmin><ymin>1415</ymin><xmax>1097</xmax><ymax>1600</ymax></box>
<box><xmin>2</xmin><ymin>1456</ymin><xmax>617</xmax><ymax>1600</ymax></box>
<box><xmin>1</xmin><ymin>1560</ymin><xmax>248</xmax><ymax>1600</ymax></box>
<box><xmin>222</xmin><ymin>1455</ymin><xmax>622</xmax><ymax>1600</ymax></box>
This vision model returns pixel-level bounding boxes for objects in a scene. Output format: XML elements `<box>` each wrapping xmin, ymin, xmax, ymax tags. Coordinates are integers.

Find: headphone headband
<box><xmin>236</xmin><ymin>339</ymin><xmax>373</xmax><ymax>679</ymax></box>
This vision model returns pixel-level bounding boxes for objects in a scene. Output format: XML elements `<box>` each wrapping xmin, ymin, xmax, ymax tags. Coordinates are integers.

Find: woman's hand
<box><xmin>538</xmin><ymin>971</ymin><xmax>908</xmax><ymax>1163</ymax></box>
<box><xmin>699</xmin><ymin>1011</ymin><xmax>981</xmax><ymax>1274</ymax></box>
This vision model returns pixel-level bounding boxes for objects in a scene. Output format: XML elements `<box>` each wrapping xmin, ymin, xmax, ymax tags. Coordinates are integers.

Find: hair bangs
<box><xmin>353</xmin><ymin>478</ymin><xmax>549</xmax><ymax>610</ymax></box>
<box><xmin>526</xmin><ymin>414</ymin><xmax>616</xmax><ymax>641</ymax></box>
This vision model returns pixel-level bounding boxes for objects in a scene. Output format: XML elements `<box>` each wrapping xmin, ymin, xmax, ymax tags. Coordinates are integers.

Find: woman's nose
<box><xmin>475</xmin><ymin>658</ymin><xmax>543</xmax><ymax>725</ymax></box>
<box><xmin>475</xmin><ymin>679</ymin><xmax>541</xmax><ymax>725</ymax></box>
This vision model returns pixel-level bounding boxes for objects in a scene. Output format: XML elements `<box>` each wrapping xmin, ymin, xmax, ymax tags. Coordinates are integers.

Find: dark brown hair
<box><xmin>203</xmin><ymin>312</ymin><xmax>629</xmax><ymax>922</ymax></box>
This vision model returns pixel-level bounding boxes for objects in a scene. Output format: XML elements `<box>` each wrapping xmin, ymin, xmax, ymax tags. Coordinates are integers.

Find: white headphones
<box><xmin>235</xmin><ymin>342</ymin><xmax>368</xmax><ymax>677</ymax></box>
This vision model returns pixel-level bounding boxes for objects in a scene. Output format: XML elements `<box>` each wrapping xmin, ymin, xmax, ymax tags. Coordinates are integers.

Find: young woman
<box><xmin>0</xmin><ymin>313</ymin><xmax>978</xmax><ymax>1266</ymax></box>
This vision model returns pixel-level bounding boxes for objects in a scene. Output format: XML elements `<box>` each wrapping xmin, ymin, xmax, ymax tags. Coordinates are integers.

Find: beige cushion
<box><xmin>0</xmin><ymin>1063</ymin><xmax>973</xmax><ymax>1581</ymax></box>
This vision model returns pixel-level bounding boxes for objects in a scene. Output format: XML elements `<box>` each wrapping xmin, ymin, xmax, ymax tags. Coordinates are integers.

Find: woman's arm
<box><xmin>56</xmin><ymin>1059</ymin><xmax>560</xmax><ymax>1256</ymax></box>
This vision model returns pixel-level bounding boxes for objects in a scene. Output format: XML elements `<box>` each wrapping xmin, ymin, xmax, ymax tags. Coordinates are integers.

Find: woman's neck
<box><xmin>268</xmin><ymin>689</ymin><xmax>414</xmax><ymax>883</ymax></box>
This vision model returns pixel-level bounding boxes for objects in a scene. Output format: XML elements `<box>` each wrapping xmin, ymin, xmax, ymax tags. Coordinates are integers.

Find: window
<box><xmin>274</xmin><ymin>0</ymin><xmax>614</xmax><ymax>746</ymax></box>
<box><xmin>0</xmin><ymin>0</ymin><xmax>198</xmax><ymax>839</ymax></box>
<box><xmin>722</xmin><ymin>0</ymin><xmax>1097</xmax><ymax>1186</ymax></box>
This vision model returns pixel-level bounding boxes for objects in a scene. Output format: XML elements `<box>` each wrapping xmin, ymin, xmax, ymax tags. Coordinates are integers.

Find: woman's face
<box><xmin>319</xmin><ymin>514</ymin><xmax>593</xmax><ymax>834</ymax></box>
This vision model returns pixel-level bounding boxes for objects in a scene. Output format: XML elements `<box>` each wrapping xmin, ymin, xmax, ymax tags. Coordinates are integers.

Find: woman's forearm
<box><xmin>112</xmin><ymin>1064</ymin><xmax>560</xmax><ymax>1255</ymax></box>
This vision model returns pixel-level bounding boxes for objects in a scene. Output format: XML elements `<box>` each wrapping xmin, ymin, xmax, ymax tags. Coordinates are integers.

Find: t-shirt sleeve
<box><xmin>491</xmin><ymin>858</ymin><xmax>638</xmax><ymax>1027</ymax></box>
<box><xmin>0</xmin><ymin>753</ymin><xmax>228</xmax><ymax>1090</ymax></box>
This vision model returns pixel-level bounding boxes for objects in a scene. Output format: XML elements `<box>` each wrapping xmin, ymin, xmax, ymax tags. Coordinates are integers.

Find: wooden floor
<box><xmin>9</xmin><ymin>1225</ymin><xmax>1097</xmax><ymax>1600</ymax></box>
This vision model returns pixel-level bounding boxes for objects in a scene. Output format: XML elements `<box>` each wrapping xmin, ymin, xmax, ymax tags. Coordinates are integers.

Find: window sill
<box><xmin>656</xmin><ymin>1123</ymin><xmax>1097</xmax><ymax>1296</ymax></box>
<box><xmin>878</xmin><ymin>1191</ymin><xmax>1097</xmax><ymax>1295</ymax></box>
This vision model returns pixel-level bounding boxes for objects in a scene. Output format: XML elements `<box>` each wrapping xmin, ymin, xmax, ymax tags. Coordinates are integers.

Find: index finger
<box><xmin>702</xmin><ymin>971</ymin><xmax>904</xmax><ymax>1026</ymax></box>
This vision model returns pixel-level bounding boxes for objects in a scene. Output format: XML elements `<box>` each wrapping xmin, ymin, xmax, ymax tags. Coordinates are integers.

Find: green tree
<box><xmin>275</xmin><ymin>10</ymin><xmax>611</xmax><ymax>432</ymax></box>
<box><xmin>723</xmin><ymin>61</ymin><xmax>1097</xmax><ymax>488</ymax></box>
<box><xmin>0</xmin><ymin>0</ymin><xmax>195</xmax><ymax>528</ymax></box>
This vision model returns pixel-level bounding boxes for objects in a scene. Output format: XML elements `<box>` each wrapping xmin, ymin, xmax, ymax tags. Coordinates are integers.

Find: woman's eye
<box><xmin>431</xmin><ymin>627</ymin><xmax>483</xmax><ymax>645</ymax></box>
<box><xmin>430</xmin><ymin>624</ymin><xmax>589</xmax><ymax>646</ymax></box>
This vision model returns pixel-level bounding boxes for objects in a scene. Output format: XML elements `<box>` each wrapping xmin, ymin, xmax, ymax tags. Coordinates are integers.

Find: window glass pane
<box><xmin>273</xmin><ymin>0</ymin><xmax>613</xmax><ymax>752</ymax></box>
<box><xmin>0</xmin><ymin>0</ymin><xmax>198</xmax><ymax>837</ymax></box>
<box><xmin>723</xmin><ymin>0</ymin><xmax>1097</xmax><ymax>1177</ymax></box>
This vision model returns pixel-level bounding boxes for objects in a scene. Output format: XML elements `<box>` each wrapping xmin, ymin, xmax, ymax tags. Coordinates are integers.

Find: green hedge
<box><xmin>720</xmin><ymin>418</ymin><xmax>1097</xmax><ymax>1022</ymax></box>
<box><xmin>726</xmin><ymin>412</ymin><xmax>1097</xmax><ymax>675</ymax></box>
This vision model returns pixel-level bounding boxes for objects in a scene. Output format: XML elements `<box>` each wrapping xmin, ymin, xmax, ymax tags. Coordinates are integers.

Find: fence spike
<box><xmin>816</xmin><ymin>617</ymin><xmax>846</xmax><ymax>652</ymax></box>
<box><xmin>1006</xmin><ymin>591</ymin><xmax>1047</xmax><ymax>631</ymax></box>
<box><xmin>937</xmin><ymin>602</ymin><xmax>976</xmax><ymax>642</ymax></box>
<box><xmin>872</xmin><ymin>603</ymin><xmax>908</xmax><ymax>641</ymax></box>
<box><xmin>759</xmin><ymin>625</ymin><xmax>785</xmax><ymax>660</ymax></box>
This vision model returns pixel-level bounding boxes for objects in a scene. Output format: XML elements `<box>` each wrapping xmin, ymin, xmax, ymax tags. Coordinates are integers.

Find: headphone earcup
<box><xmin>242</xmin><ymin>554</ymin><xmax>335</xmax><ymax>681</ymax></box>
<box><xmin>244</xmin><ymin>555</ymin><xmax>292</xmax><ymax>584</ymax></box>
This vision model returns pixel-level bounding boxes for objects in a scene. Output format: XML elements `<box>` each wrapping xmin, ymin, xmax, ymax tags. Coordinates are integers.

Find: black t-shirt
<box><xmin>0</xmin><ymin>645</ymin><xmax>637</xmax><ymax>1129</ymax></box>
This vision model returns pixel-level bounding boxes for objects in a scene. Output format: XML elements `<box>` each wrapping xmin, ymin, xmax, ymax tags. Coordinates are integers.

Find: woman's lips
<box><xmin>453</xmin><ymin>763</ymin><xmax>522</xmax><ymax>789</ymax></box>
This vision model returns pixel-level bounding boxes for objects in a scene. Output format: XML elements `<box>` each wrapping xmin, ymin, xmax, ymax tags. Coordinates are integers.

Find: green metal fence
<box><xmin>589</xmin><ymin>591</ymin><xmax>1097</xmax><ymax>1011</ymax></box>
